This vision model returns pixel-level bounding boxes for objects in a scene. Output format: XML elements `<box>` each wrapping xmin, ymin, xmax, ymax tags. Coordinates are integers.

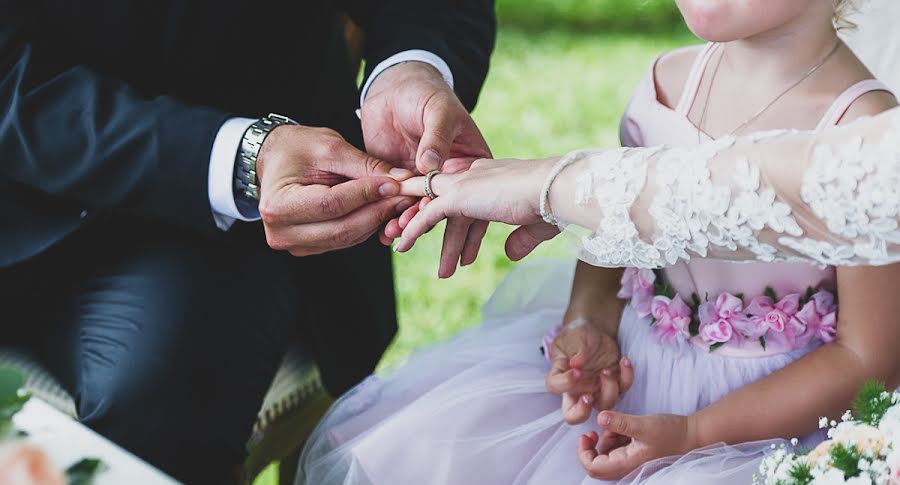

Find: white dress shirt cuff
<box><xmin>357</xmin><ymin>50</ymin><xmax>454</xmax><ymax>115</ymax></box>
<box><xmin>209</xmin><ymin>117</ymin><xmax>258</xmax><ymax>231</ymax></box>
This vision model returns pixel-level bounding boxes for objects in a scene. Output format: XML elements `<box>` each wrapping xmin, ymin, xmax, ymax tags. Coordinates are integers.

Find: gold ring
<box><xmin>424</xmin><ymin>170</ymin><xmax>440</xmax><ymax>200</ymax></box>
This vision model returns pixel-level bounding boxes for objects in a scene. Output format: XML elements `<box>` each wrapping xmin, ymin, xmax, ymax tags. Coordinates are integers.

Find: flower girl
<box><xmin>299</xmin><ymin>1</ymin><xmax>900</xmax><ymax>483</ymax></box>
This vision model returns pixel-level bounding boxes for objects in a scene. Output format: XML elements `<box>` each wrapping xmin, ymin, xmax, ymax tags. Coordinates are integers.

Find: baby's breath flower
<box><xmin>820</xmin><ymin>417</ymin><xmax>830</xmax><ymax>429</ymax></box>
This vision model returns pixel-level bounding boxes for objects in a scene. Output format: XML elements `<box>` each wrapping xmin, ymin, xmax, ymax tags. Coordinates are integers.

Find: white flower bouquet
<box><xmin>755</xmin><ymin>383</ymin><xmax>900</xmax><ymax>484</ymax></box>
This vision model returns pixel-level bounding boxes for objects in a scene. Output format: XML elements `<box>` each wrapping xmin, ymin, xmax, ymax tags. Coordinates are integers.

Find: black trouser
<box><xmin>0</xmin><ymin>216</ymin><xmax>396</xmax><ymax>484</ymax></box>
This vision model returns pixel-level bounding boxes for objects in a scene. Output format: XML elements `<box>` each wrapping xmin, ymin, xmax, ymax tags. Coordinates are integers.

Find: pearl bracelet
<box><xmin>539</xmin><ymin>152</ymin><xmax>583</xmax><ymax>226</ymax></box>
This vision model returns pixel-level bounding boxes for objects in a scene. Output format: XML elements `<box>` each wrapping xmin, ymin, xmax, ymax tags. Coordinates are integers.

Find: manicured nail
<box><xmin>572</xmin><ymin>369</ymin><xmax>582</xmax><ymax>379</ymax></box>
<box><xmin>602</xmin><ymin>368</ymin><xmax>613</xmax><ymax>376</ymax></box>
<box><xmin>622</xmin><ymin>357</ymin><xmax>631</xmax><ymax>368</ymax></box>
<box><xmin>581</xmin><ymin>395</ymin><xmax>594</xmax><ymax>405</ymax></box>
<box><xmin>396</xmin><ymin>199</ymin><xmax>415</xmax><ymax>212</ymax></box>
<box><xmin>599</xmin><ymin>413</ymin><xmax>611</xmax><ymax>427</ymax></box>
<box><xmin>379</xmin><ymin>182</ymin><xmax>399</xmax><ymax>197</ymax></box>
<box><xmin>421</xmin><ymin>149</ymin><xmax>442</xmax><ymax>171</ymax></box>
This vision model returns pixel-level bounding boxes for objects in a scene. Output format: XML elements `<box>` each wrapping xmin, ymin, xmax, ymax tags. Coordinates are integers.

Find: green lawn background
<box><xmin>255</xmin><ymin>4</ymin><xmax>693</xmax><ymax>483</ymax></box>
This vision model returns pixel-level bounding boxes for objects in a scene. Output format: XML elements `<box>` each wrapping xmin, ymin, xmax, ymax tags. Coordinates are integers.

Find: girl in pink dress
<box><xmin>299</xmin><ymin>1</ymin><xmax>900</xmax><ymax>483</ymax></box>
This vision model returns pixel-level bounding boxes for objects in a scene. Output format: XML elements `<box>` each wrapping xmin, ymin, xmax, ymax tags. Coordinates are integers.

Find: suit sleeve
<box><xmin>0</xmin><ymin>3</ymin><xmax>230</xmax><ymax>232</ymax></box>
<box><xmin>340</xmin><ymin>0</ymin><xmax>497</xmax><ymax>111</ymax></box>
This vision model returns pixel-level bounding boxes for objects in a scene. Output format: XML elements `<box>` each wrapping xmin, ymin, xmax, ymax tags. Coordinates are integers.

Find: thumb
<box><xmin>417</xmin><ymin>102</ymin><xmax>458</xmax><ymax>173</ymax></box>
<box><xmin>505</xmin><ymin>223</ymin><xmax>562</xmax><ymax>261</ymax></box>
<box><xmin>327</xmin><ymin>144</ymin><xmax>403</xmax><ymax>180</ymax></box>
<box><xmin>598</xmin><ymin>411</ymin><xmax>646</xmax><ymax>440</ymax></box>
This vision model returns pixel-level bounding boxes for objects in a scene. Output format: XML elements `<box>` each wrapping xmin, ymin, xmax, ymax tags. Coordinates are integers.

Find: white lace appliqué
<box><xmin>780</xmin><ymin>118</ymin><xmax>900</xmax><ymax>266</ymax></box>
<box><xmin>575</xmin><ymin>132</ymin><xmax>809</xmax><ymax>268</ymax></box>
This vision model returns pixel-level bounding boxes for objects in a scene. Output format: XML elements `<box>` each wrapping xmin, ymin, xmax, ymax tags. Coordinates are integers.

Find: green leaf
<box><xmin>0</xmin><ymin>367</ymin><xmax>24</xmax><ymax>403</ymax></box>
<box><xmin>691</xmin><ymin>292</ymin><xmax>701</xmax><ymax>309</ymax></box>
<box><xmin>689</xmin><ymin>315</ymin><xmax>700</xmax><ymax>337</ymax></box>
<box><xmin>764</xmin><ymin>286</ymin><xmax>778</xmax><ymax>301</ymax></box>
<box><xmin>829</xmin><ymin>442</ymin><xmax>862</xmax><ymax>478</ymax></box>
<box><xmin>852</xmin><ymin>381</ymin><xmax>893</xmax><ymax>426</ymax></box>
<box><xmin>709</xmin><ymin>342</ymin><xmax>724</xmax><ymax>353</ymax></box>
<box><xmin>0</xmin><ymin>367</ymin><xmax>29</xmax><ymax>438</ymax></box>
<box><xmin>66</xmin><ymin>458</ymin><xmax>107</xmax><ymax>485</ymax></box>
<box><xmin>758</xmin><ymin>336</ymin><xmax>767</xmax><ymax>350</ymax></box>
<box><xmin>803</xmin><ymin>286</ymin><xmax>816</xmax><ymax>303</ymax></box>
<box><xmin>735</xmin><ymin>292</ymin><xmax>744</xmax><ymax>302</ymax></box>
<box><xmin>788</xmin><ymin>461</ymin><xmax>814</xmax><ymax>484</ymax></box>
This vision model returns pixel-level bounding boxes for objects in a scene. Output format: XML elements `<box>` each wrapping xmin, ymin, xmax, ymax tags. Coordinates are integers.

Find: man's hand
<box><xmin>362</xmin><ymin>62</ymin><xmax>492</xmax><ymax>278</ymax></box>
<box><xmin>256</xmin><ymin>125</ymin><xmax>416</xmax><ymax>257</ymax></box>
<box><xmin>578</xmin><ymin>412</ymin><xmax>700</xmax><ymax>481</ymax></box>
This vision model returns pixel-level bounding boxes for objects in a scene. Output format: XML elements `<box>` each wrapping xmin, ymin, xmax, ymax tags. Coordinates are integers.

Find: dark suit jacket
<box><xmin>0</xmin><ymin>0</ymin><xmax>496</xmax><ymax>394</ymax></box>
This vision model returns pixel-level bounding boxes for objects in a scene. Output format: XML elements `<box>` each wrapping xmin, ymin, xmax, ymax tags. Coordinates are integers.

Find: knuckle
<box><xmin>332</xmin><ymin>227</ymin><xmax>358</xmax><ymax>247</ymax></box>
<box><xmin>318</xmin><ymin>193</ymin><xmax>346</xmax><ymax>218</ymax></box>
<box><xmin>258</xmin><ymin>199</ymin><xmax>282</xmax><ymax>226</ymax></box>
<box><xmin>266</xmin><ymin>233</ymin><xmax>287</xmax><ymax>251</ymax></box>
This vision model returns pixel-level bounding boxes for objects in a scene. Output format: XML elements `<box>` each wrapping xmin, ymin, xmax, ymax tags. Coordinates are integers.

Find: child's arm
<box><xmin>576</xmin><ymin>263</ymin><xmax>900</xmax><ymax>480</ymax></box>
<box><xmin>563</xmin><ymin>261</ymin><xmax>624</xmax><ymax>335</ymax></box>
<box><xmin>548</xmin><ymin>262</ymin><xmax>628</xmax><ymax>424</ymax></box>
<box><xmin>692</xmin><ymin>263</ymin><xmax>900</xmax><ymax>445</ymax></box>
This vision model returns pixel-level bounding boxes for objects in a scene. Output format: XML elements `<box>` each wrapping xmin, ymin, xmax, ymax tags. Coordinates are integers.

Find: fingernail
<box><xmin>572</xmin><ymin>369</ymin><xmax>581</xmax><ymax>379</ymax></box>
<box><xmin>602</xmin><ymin>368</ymin><xmax>613</xmax><ymax>376</ymax></box>
<box><xmin>622</xmin><ymin>357</ymin><xmax>631</xmax><ymax>368</ymax></box>
<box><xmin>379</xmin><ymin>182</ymin><xmax>399</xmax><ymax>197</ymax></box>
<box><xmin>581</xmin><ymin>395</ymin><xmax>594</xmax><ymax>405</ymax></box>
<box><xmin>421</xmin><ymin>149</ymin><xmax>442</xmax><ymax>171</ymax></box>
<box><xmin>396</xmin><ymin>199</ymin><xmax>415</xmax><ymax>212</ymax></box>
<box><xmin>599</xmin><ymin>413</ymin><xmax>610</xmax><ymax>427</ymax></box>
<box><xmin>389</xmin><ymin>167</ymin><xmax>413</xmax><ymax>178</ymax></box>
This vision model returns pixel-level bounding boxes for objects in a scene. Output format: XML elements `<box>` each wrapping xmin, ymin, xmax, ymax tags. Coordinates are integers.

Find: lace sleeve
<box><xmin>545</xmin><ymin>107</ymin><xmax>900</xmax><ymax>268</ymax></box>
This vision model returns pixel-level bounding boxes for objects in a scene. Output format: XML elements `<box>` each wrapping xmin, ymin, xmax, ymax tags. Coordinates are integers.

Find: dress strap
<box><xmin>675</xmin><ymin>43</ymin><xmax>721</xmax><ymax>116</ymax></box>
<box><xmin>815</xmin><ymin>79</ymin><xmax>895</xmax><ymax>130</ymax></box>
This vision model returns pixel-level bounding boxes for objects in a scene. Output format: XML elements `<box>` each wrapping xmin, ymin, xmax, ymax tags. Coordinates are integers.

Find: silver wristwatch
<box><xmin>235</xmin><ymin>113</ymin><xmax>298</xmax><ymax>204</ymax></box>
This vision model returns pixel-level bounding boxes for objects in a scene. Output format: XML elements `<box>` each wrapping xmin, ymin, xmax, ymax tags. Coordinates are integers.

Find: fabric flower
<box><xmin>697</xmin><ymin>293</ymin><xmax>748</xmax><ymax>345</ymax></box>
<box><xmin>650</xmin><ymin>294</ymin><xmax>692</xmax><ymax>342</ymax></box>
<box><xmin>699</xmin><ymin>314</ymin><xmax>733</xmax><ymax>344</ymax></box>
<box><xmin>618</xmin><ymin>268</ymin><xmax>656</xmax><ymax>318</ymax></box>
<box><xmin>541</xmin><ymin>322</ymin><xmax>564</xmax><ymax>365</ymax></box>
<box><xmin>745</xmin><ymin>293</ymin><xmax>802</xmax><ymax>342</ymax></box>
<box><xmin>792</xmin><ymin>295</ymin><xmax>838</xmax><ymax>346</ymax></box>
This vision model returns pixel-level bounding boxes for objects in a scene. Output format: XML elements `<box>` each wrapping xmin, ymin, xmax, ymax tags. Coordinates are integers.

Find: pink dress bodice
<box><xmin>619</xmin><ymin>43</ymin><xmax>894</xmax><ymax>304</ymax></box>
<box><xmin>621</xmin><ymin>44</ymin><xmax>890</xmax><ymax>357</ymax></box>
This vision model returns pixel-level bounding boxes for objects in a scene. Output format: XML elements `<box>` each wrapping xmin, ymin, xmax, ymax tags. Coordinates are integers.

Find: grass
<box><xmin>253</xmin><ymin>23</ymin><xmax>696</xmax><ymax>485</ymax></box>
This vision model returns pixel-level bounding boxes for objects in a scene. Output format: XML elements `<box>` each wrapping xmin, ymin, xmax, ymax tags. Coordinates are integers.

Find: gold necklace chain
<box><xmin>697</xmin><ymin>40</ymin><xmax>843</xmax><ymax>142</ymax></box>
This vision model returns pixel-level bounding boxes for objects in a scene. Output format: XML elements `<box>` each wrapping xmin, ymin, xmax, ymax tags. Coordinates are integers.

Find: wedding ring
<box><xmin>424</xmin><ymin>170</ymin><xmax>440</xmax><ymax>200</ymax></box>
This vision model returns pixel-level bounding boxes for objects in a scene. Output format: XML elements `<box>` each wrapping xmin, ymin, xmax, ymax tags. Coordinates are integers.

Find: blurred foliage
<box><xmin>496</xmin><ymin>0</ymin><xmax>687</xmax><ymax>33</ymax></box>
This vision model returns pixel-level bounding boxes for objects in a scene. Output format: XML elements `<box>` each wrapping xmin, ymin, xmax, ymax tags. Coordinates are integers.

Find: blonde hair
<box><xmin>834</xmin><ymin>0</ymin><xmax>859</xmax><ymax>30</ymax></box>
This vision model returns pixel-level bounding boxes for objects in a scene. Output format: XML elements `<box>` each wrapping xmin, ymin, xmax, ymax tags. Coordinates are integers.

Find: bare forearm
<box><xmin>565</xmin><ymin>262</ymin><xmax>624</xmax><ymax>335</ymax></box>
<box><xmin>693</xmin><ymin>342</ymin><xmax>896</xmax><ymax>447</ymax></box>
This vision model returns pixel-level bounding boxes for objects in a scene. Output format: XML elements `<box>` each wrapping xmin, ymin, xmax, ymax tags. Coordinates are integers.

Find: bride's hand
<box><xmin>393</xmin><ymin>157</ymin><xmax>562</xmax><ymax>267</ymax></box>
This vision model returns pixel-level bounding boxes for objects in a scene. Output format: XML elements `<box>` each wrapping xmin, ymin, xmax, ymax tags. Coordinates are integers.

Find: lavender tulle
<box><xmin>297</xmin><ymin>260</ymin><xmax>824</xmax><ymax>484</ymax></box>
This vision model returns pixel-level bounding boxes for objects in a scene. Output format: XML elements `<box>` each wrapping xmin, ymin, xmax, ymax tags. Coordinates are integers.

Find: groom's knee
<box><xmin>68</xmin><ymin>230</ymin><xmax>299</xmax><ymax>482</ymax></box>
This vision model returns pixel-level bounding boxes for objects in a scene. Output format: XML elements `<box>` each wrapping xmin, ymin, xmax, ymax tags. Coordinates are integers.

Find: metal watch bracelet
<box><xmin>235</xmin><ymin>113</ymin><xmax>298</xmax><ymax>202</ymax></box>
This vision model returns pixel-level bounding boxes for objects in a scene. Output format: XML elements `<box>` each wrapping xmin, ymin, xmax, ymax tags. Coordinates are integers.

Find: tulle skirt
<box><xmin>297</xmin><ymin>260</ymin><xmax>824</xmax><ymax>484</ymax></box>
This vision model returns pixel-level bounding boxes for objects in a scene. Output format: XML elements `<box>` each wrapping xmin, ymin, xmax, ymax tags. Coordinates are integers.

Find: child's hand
<box><xmin>546</xmin><ymin>320</ymin><xmax>633</xmax><ymax>424</ymax></box>
<box><xmin>563</xmin><ymin>357</ymin><xmax>633</xmax><ymax>425</ymax></box>
<box><xmin>577</xmin><ymin>412</ymin><xmax>700</xmax><ymax>480</ymax></box>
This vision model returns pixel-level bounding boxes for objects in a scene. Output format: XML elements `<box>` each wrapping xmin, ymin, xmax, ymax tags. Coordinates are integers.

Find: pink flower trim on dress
<box><xmin>541</xmin><ymin>322</ymin><xmax>564</xmax><ymax>365</ymax></box>
<box><xmin>619</xmin><ymin>269</ymin><xmax>838</xmax><ymax>353</ymax></box>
